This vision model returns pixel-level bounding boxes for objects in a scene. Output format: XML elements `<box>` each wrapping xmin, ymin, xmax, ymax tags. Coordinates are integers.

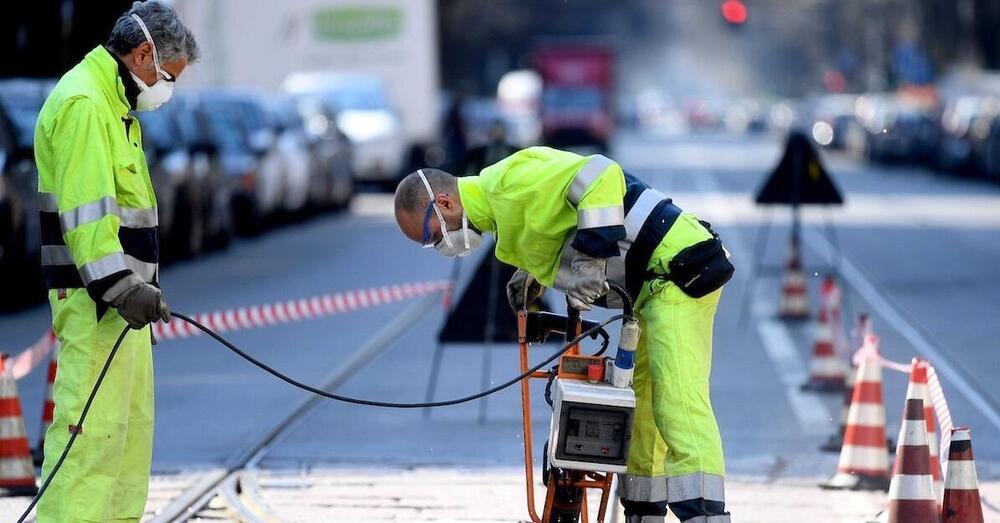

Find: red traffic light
<box><xmin>721</xmin><ymin>0</ymin><xmax>748</xmax><ymax>25</ymax></box>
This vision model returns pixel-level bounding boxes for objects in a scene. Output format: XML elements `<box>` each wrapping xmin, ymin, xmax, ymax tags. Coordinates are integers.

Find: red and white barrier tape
<box><xmin>9</xmin><ymin>280</ymin><xmax>450</xmax><ymax>380</ymax></box>
<box><xmin>152</xmin><ymin>280</ymin><xmax>450</xmax><ymax>341</ymax></box>
<box><xmin>9</xmin><ymin>331</ymin><xmax>57</xmax><ymax>381</ymax></box>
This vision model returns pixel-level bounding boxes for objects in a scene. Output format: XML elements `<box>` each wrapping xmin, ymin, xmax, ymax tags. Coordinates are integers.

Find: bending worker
<box><xmin>394</xmin><ymin>147</ymin><xmax>734</xmax><ymax>522</ymax></box>
<box><xmin>34</xmin><ymin>2</ymin><xmax>198</xmax><ymax>521</ymax></box>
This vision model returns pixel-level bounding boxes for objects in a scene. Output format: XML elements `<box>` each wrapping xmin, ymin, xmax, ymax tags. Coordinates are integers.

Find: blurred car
<box><xmin>809</xmin><ymin>94</ymin><xmax>862</xmax><ymax>149</ymax></box>
<box><xmin>284</xmin><ymin>73</ymin><xmax>407</xmax><ymax>186</ymax></box>
<box><xmin>259</xmin><ymin>95</ymin><xmax>313</xmax><ymax>218</ymax></box>
<box><xmin>937</xmin><ymin>96</ymin><xmax>982</xmax><ymax>175</ymax></box>
<box><xmin>290</xmin><ymin>95</ymin><xmax>355</xmax><ymax>210</ymax></box>
<box><xmin>194</xmin><ymin>90</ymin><xmax>286</xmax><ymax>235</ymax></box>
<box><xmin>143</xmin><ymin>93</ymin><xmax>234</xmax><ymax>256</ymax></box>
<box><xmin>136</xmin><ymin>102</ymin><xmax>188</xmax><ymax>260</ymax></box>
<box><xmin>0</xmin><ymin>79</ymin><xmax>50</xmax><ymax>308</ymax></box>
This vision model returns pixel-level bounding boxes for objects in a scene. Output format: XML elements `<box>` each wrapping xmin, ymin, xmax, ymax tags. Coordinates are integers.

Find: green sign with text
<box><xmin>313</xmin><ymin>7</ymin><xmax>402</xmax><ymax>41</ymax></box>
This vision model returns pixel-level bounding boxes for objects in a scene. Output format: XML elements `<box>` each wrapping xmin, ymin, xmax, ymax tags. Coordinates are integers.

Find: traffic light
<box><xmin>721</xmin><ymin>0</ymin><xmax>748</xmax><ymax>26</ymax></box>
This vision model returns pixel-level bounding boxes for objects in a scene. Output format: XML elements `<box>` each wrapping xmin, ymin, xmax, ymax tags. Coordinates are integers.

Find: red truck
<box><xmin>533</xmin><ymin>45</ymin><xmax>614</xmax><ymax>152</ymax></box>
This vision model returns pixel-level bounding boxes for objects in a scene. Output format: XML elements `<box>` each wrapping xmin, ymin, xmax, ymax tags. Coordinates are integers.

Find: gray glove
<box><xmin>506</xmin><ymin>269</ymin><xmax>545</xmax><ymax>313</ymax></box>
<box><xmin>111</xmin><ymin>283</ymin><xmax>171</xmax><ymax>330</ymax></box>
<box><xmin>565</xmin><ymin>253</ymin><xmax>608</xmax><ymax>311</ymax></box>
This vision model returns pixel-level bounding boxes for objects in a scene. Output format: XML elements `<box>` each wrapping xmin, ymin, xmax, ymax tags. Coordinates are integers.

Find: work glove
<box><xmin>565</xmin><ymin>253</ymin><xmax>608</xmax><ymax>311</ymax></box>
<box><xmin>111</xmin><ymin>282</ymin><xmax>171</xmax><ymax>330</ymax></box>
<box><xmin>506</xmin><ymin>269</ymin><xmax>545</xmax><ymax>313</ymax></box>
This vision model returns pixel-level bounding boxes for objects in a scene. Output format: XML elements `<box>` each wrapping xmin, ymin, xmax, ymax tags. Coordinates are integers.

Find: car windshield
<box><xmin>203</xmin><ymin>105</ymin><xmax>248</xmax><ymax>150</ymax></box>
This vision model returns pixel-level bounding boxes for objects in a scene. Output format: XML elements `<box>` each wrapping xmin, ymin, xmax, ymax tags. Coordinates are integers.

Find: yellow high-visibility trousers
<box><xmin>38</xmin><ymin>288</ymin><xmax>153</xmax><ymax>523</ymax></box>
<box><xmin>619</xmin><ymin>214</ymin><xmax>729</xmax><ymax>523</ymax></box>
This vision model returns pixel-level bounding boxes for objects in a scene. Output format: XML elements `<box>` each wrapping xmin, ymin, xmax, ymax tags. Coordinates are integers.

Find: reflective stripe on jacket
<box><xmin>34</xmin><ymin>46</ymin><xmax>158</xmax><ymax>313</ymax></box>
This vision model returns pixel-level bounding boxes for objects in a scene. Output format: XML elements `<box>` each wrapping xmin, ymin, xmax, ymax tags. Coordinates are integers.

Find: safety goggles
<box><xmin>417</xmin><ymin>170</ymin><xmax>454</xmax><ymax>250</ymax></box>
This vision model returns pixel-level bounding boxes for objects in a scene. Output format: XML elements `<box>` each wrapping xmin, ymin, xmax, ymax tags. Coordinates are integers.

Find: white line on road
<box><xmin>803</xmin><ymin>229</ymin><xmax>1000</xmax><ymax>434</ymax></box>
<box><xmin>755</xmin><ymin>320</ymin><xmax>833</xmax><ymax>435</ymax></box>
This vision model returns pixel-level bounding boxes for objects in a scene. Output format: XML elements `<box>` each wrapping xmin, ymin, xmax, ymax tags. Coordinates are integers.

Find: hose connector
<box><xmin>611</xmin><ymin>318</ymin><xmax>640</xmax><ymax>388</ymax></box>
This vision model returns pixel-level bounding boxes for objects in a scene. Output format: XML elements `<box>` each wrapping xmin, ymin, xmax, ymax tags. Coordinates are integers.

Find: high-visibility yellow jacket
<box><xmin>35</xmin><ymin>46</ymin><xmax>158</xmax><ymax>315</ymax></box>
<box><xmin>459</xmin><ymin>146</ymin><xmax>706</xmax><ymax>307</ymax></box>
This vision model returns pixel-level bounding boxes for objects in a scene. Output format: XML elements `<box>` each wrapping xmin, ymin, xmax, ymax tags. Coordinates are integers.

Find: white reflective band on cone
<box><xmin>849</xmin><ymin>404</ymin><xmax>888</xmax><ymax>427</ymax></box>
<box><xmin>899</xmin><ymin>419</ymin><xmax>930</xmax><ymax>446</ymax></box>
<box><xmin>838</xmin><ymin>445</ymin><xmax>890</xmax><ymax>469</ymax></box>
<box><xmin>944</xmin><ymin>461</ymin><xmax>980</xmax><ymax>490</ymax></box>
<box><xmin>889</xmin><ymin>474</ymin><xmax>936</xmax><ymax>500</ymax></box>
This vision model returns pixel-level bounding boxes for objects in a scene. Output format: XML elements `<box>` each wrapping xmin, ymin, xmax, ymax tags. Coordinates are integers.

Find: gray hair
<box><xmin>106</xmin><ymin>1</ymin><xmax>200</xmax><ymax>63</ymax></box>
<box><xmin>394</xmin><ymin>169</ymin><xmax>457</xmax><ymax>215</ymax></box>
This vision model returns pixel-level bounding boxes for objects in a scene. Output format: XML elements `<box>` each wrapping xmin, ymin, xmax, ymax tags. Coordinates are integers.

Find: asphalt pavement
<box><xmin>2</xmin><ymin>129</ymin><xmax>999</xmax><ymax>522</ymax></box>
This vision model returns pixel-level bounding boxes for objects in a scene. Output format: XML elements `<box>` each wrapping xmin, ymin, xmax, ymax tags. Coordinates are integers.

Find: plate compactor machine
<box><xmin>516</xmin><ymin>284</ymin><xmax>639</xmax><ymax>523</ymax></box>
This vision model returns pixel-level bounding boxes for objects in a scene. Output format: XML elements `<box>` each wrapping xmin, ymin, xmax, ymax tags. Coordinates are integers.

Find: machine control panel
<box><xmin>548</xmin><ymin>379</ymin><xmax>635</xmax><ymax>473</ymax></box>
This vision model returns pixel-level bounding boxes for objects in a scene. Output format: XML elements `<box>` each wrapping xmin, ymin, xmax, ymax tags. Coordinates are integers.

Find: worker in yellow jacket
<box><xmin>33</xmin><ymin>2</ymin><xmax>198</xmax><ymax>521</ymax></box>
<box><xmin>394</xmin><ymin>147</ymin><xmax>734</xmax><ymax>522</ymax></box>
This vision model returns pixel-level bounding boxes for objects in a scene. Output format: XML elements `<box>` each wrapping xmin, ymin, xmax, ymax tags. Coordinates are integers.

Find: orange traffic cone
<box><xmin>0</xmin><ymin>353</ymin><xmax>39</xmax><ymax>497</ymax></box>
<box><xmin>821</xmin><ymin>313</ymin><xmax>873</xmax><ymax>452</ymax></box>
<box><xmin>885</xmin><ymin>398</ymin><xmax>937</xmax><ymax>522</ymax></box>
<box><xmin>905</xmin><ymin>358</ymin><xmax>944</xmax><ymax>506</ymax></box>
<box><xmin>33</xmin><ymin>345</ymin><xmax>57</xmax><ymax>466</ymax></box>
<box><xmin>779</xmin><ymin>235</ymin><xmax>809</xmax><ymax>319</ymax></box>
<box><xmin>821</xmin><ymin>335</ymin><xmax>891</xmax><ymax>491</ymax></box>
<box><xmin>941</xmin><ymin>427</ymin><xmax>984</xmax><ymax>523</ymax></box>
<box><xmin>802</xmin><ymin>276</ymin><xmax>847</xmax><ymax>392</ymax></box>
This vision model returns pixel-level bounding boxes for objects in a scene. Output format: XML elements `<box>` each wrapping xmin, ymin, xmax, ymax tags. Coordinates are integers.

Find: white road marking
<box><xmin>756</xmin><ymin>320</ymin><xmax>834</xmax><ymax>435</ymax></box>
<box><xmin>803</xmin><ymin>230</ymin><xmax>1000</xmax><ymax>435</ymax></box>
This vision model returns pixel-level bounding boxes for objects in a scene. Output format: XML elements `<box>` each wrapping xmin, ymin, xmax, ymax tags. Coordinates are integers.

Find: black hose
<box><xmin>16</xmin><ymin>327</ymin><xmax>130</xmax><ymax>523</ymax></box>
<box><xmin>18</xmin><ymin>310</ymin><xmax>628</xmax><ymax>522</ymax></box>
<box><xmin>173</xmin><ymin>311</ymin><xmax>627</xmax><ymax>408</ymax></box>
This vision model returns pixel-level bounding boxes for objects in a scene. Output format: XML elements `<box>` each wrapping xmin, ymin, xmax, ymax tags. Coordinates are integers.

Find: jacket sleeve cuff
<box><xmin>572</xmin><ymin>226</ymin><xmax>625</xmax><ymax>258</ymax></box>
<box><xmin>96</xmin><ymin>271</ymin><xmax>144</xmax><ymax>304</ymax></box>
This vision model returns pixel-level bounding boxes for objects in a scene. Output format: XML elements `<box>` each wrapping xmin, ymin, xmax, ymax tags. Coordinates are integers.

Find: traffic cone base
<box><xmin>0</xmin><ymin>354</ymin><xmax>39</xmax><ymax>497</ymax></box>
<box><xmin>822</xmin><ymin>342</ymin><xmax>890</xmax><ymax>491</ymax></box>
<box><xmin>885</xmin><ymin>398</ymin><xmax>937</xmax><ymax>523</ymax></box>
<box><xmin>941</xmin><ymin>427</ymin><xmax>984</xmax><ymax>523</ymax></box>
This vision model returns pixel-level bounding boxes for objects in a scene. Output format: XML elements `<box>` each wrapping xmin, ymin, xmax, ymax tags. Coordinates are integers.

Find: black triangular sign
<box><xmin>437</xmin><ymin>251</ymin><xmax>549</xmax><ymax>344</ymax></box>
<box><xmin>755</xmin><ymin>130</ymin><xmax>844</xmax><ymax>205</ymax></box>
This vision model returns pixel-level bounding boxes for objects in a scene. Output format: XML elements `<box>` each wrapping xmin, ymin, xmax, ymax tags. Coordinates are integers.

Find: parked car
<box><xmin>288</xmin><ymin>95</ymin><xmax>354</xmax><ymax>211</ymax></box>
<box><xmin>192</xmin><ymin>90</ymin><xmax>284</xmax><ymax>235</ymax></box>
<box><xmin>259</xmin><ymin>95</ymin><xmax>316</xmax><ymax>219</ymax></box>
<box><xmin>0</xmin><ymin>79</ymin><xmax>50</xmax><ymax>309</ymax></box>
<box><xmin>283</xmin><ymin>73</ymin><xmax>407</xmax><ymax>187</ymax></box>
<box><xmin>142</xmin><ymin>93</ymin><xmax>234</xmax><ymax>257</ymax></box>
<box><xmin>937</xmin><ymin>96</ymin><xmax>982</xmax><ymax>175</ymax></box>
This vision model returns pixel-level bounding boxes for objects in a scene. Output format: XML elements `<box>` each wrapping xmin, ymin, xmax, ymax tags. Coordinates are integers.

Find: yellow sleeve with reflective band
<box><xmin>51</xmin><ymin>97</ymin><xmax>136</xmax><ymax>299</ymax></box>
<box><xmin>566</xmin><ymin>155</ymin><xmax>627</xmax><ymax>258</ymax></box>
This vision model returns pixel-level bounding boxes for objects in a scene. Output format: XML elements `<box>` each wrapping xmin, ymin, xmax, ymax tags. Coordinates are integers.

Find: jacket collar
<box><xmin>84</xmin><ymin>45</ymin><xmax>133</xmax><ymax>115</ymax></box>
<box><xmin>456</xmin><ymin>176</ymin><xmax>496</xmax><ymax>233</ymax></box>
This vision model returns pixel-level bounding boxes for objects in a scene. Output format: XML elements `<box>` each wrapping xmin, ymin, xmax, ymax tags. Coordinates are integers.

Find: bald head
<box><xmin>394</xmin><ymin>169</ymin><xmax>462</xmax><ymax>244</ymax></box>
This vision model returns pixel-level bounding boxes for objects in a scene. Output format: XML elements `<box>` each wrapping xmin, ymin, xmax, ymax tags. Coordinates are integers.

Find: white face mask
<box><xmin>417</xmin><ymin>170</ymin><xmax>483</xmax><ymax>258</ymax></box>
<box><xmin>129</xmin><ymin>14</ymin><xmax>175</xmax><ymax>112</ymax></box>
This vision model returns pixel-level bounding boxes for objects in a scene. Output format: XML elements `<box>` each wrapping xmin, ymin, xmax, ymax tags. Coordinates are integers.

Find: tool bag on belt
<box><xmin>655</xmin><ymin>221</ymin><xmax>735</xmax><ymax>298</ymax></box>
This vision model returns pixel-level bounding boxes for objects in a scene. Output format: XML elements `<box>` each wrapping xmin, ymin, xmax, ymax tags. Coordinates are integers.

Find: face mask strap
<box><xmin>131</xmin><ymin>14</ymin><xmax>163</xmax><ymax>75</ymax></box>
<box><xmin>416</xmin><ymin>170</ymin><xmax>454</xmax><ymax>249</ymax></box>
<box><xmin>461</xmin><ymin>211</ymin><xmax>471</xmax><ymax>249</ymax></box>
